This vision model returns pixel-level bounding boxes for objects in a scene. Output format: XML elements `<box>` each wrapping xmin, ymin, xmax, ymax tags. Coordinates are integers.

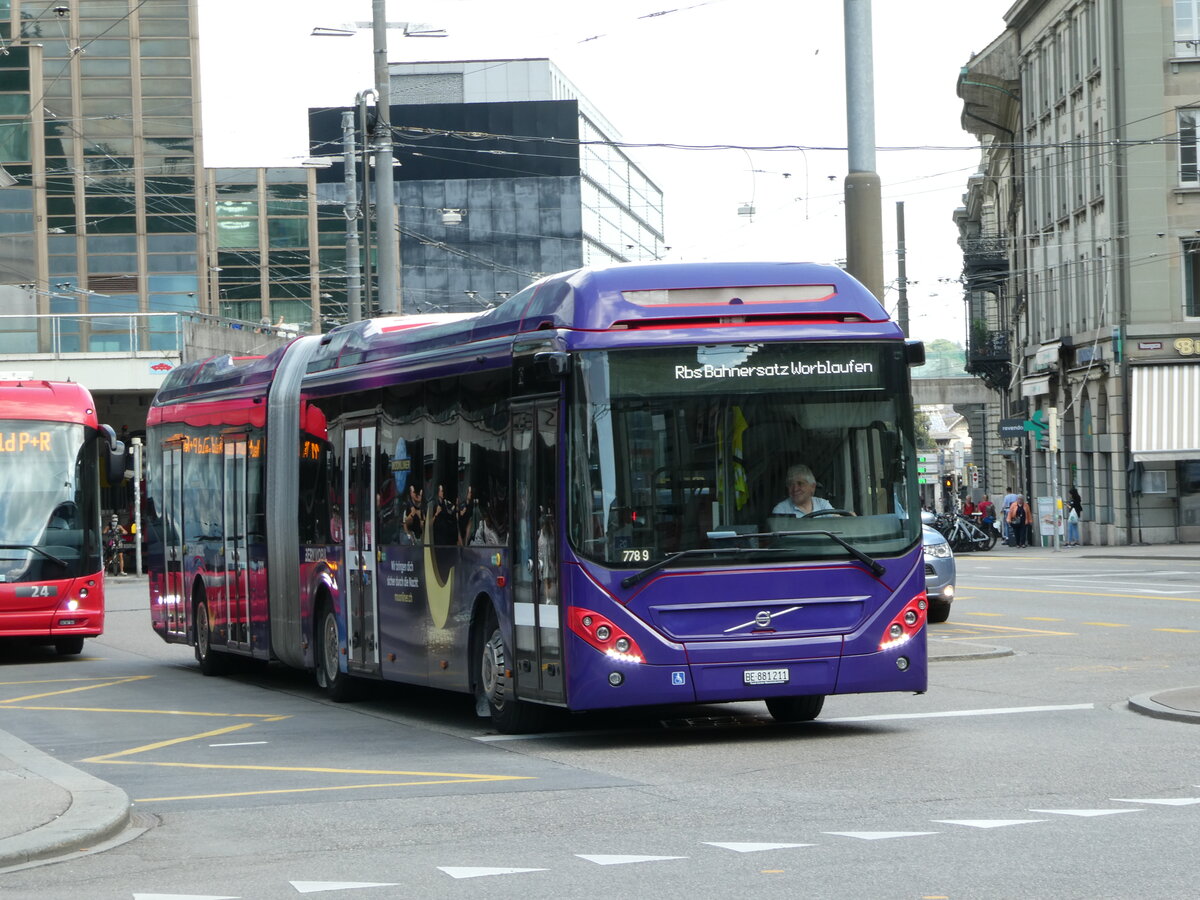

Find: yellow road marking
<box><xmin>137</xmin><ymin>775</ymin><xmax>534</xmax><ymax>803</ymax></box>
<box><xmin>0</xmin><ymin>676</ymin><xmax>152</xmax><ymax>704</ymax></box>
<box><xmin>940</xmin><ymin>622</ymin><xmax>1074</xmax><ymax>637</ymax></box>
<box><xmin>963</xmin><ymin>612</ymin><xmax>1004</xmax><ymax>617</ymax></box>
<box><xmin>3</xmin><ymin>676</ymin><xmax>534</xmax><ymax>801</ymax></box>
<box><xmin>84</xmin><ymin>723</ymin><xmax>262</xmax><ymax>761</ymax></box>
<box><xmin>1154</xmin><ymin>628</ymin><xmax>1200</xmax><ymax>633</ymax></box>
<box><xmin>1</xmin><ymin>705</ymin><xmax>290</xmax><ymax>718</ymax></box>
<box><xmin>962</xmin><ymin>584</ymin><xmax>1200</xmax><ymax>602</ymax></box>
<box><xmin>104</xmin><ymin>758</ymin><xmax>532</xmax><ymax>778</ymax></box>
<box><xmin>0</xmin><ymin>676</ymin><xmax>143</xmax><ymax>686</ymax></box>
<box><xmin>1024</xmin><ymin>617</ymin><xmax>1064</xmax><ymax>622</ymax></box>
<box><xmin>1080</xmin><ymin>622</ymin><xmax>1129</xmax><ymax>628</ymax></box>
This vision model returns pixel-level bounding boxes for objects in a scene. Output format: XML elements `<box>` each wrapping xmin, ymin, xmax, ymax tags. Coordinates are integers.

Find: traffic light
<box><xmin>942</xmin><ymin>474</ymin><xmax>953</xmax><ymax>490</ymax></box>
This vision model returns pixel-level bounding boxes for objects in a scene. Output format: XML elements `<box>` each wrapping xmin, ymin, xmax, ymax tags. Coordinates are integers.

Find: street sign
<box><xmin>999</xmin><ymin>418</ymin><xmax>1025</xmax><ymax>438</ymax></box>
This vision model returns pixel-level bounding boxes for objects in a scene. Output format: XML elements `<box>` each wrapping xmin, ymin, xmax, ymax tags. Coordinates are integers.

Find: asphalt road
<box><xmin>2</xmin><ymin>549</ymin><xmax>1198</xmax><ymax>899</ymax></box>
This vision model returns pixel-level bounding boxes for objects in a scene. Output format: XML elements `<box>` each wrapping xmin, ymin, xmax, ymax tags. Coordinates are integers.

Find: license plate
<box><xmin>744</xmin><ymin>667</ymin><xmax>789</xmax><ymax>685</ymax></box>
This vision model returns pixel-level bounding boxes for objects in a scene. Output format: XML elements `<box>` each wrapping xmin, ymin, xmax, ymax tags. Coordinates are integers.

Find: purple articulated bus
<box><xmin>146</xmin><ymin>261</ymin><xmax>929</xmax><ymax>732</ymax></box>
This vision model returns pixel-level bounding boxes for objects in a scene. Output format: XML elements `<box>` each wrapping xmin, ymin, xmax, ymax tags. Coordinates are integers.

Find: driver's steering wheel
<box><xmin>805</xmin><ymin>508</ymin><xmax>853</xmax><ymax>518</ymax></box>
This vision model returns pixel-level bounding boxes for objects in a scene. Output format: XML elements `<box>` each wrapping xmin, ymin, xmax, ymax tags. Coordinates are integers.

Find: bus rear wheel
<box><xmin>194</xmin><ymin>599</ymin><xmax>227</xmax><ymax>676</ymax></box>
<box><xmin>765</xmin><ymin>694</ymin><xmax>825</xmax><ymax>723</ymax></box>
<box><xmin>477</xmin><ymin>613</ymin><xmax>547</xmax><ymax>734</ymax></box>
<box><xmin>54</xmin><ymin>637</ymin><xmax>84</xmax><ymax>656</ymax></box>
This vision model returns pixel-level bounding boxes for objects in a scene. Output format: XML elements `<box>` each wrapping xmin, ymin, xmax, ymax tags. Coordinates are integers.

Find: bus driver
<box><xmin>772</xmin><ymin>464</ymin><xmax>833</xmax><ymax>517</ymax></box>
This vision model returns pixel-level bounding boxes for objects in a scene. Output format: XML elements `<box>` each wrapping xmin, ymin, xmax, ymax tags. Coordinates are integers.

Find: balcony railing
<box><xmin>961</xmin><ymin>236</ymin><xmax>1008</xmax><ymax>270</ymax></box>
<box><xmin>965</xmin><ymin>327</ymin><xmax>1011</xmax><ymax>391</ymax></box>
<box><xmin>0</xmin><ymin>311</ymin><xmax>298</xmax><ymax>364</ymax></box>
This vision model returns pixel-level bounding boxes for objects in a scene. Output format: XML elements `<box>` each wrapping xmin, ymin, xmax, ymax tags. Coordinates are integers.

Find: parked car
<box><xmin>922</xmin><ymin>523</ymin><xmax>956</xmax><ymax>623</ymax></box>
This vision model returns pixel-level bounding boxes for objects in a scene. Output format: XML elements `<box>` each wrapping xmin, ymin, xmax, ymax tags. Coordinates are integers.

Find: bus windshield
<box><xmin>568</xmin><ymin>341</ymin><xmax>921</xmax><ymax>567</ymax></box>
<box><xmin>0</xmin><ymin>420</ymin><xmax>101</xmax><ymax>583</ymax></box>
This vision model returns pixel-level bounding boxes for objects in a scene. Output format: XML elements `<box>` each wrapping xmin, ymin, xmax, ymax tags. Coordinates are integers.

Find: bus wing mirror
<box><xmin>98</xmin><ymin>424</ymin><xmax>126</xmax><ymax>481</ymax></box>
<box><xmin>905</xmin><ymin>339</ymin><xmax>926</xmax><ymax>368</ymax></box>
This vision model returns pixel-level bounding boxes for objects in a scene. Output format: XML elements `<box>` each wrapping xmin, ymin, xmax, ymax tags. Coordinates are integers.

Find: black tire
<box><xmin>315</xmin><ymin>604</ymin><xmax>357</xmax><ymax>702</ymax></box>
<box><xmin>765</xmin><ymin>694</ymin><xmax>825</xmax><ymax>723</ymax></box>
<box><xmin>476</xmin><ymin>611</ymin><xmax>548</xmax><ymax>734</ymax></box>
<box><xmin>54</xmin><ymin>636</ymin><xmax>84</xmax><ymax>656</ymax></box>
<box><xmin>194</xmin><ymin>598</ymin><xmax>228</xmax><ymax>676</ymax></box>
<box><xmin>927</xmin><ymin>599</ymin><xmax>952</xmax><ymax>624</ymax></box>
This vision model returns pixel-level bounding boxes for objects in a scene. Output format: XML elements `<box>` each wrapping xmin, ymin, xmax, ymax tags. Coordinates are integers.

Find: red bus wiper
<box><xmin>0</xmin><ymin>544</ymin><xmax>67</xmax><ymax>568</ymax></box>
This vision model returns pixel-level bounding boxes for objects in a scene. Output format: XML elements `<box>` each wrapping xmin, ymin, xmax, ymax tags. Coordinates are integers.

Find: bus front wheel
<box><xmin>477</xmin><ymin>613</ymin><xmax>547</xmax><ymax>734</ymax></box>
<box><xmin>54</xmin><ymin>637</ymin><xmax>84</xmax><ymax>656</ymax></box>
<box><xmin>766</xmin><ymin>694</ymin><xmax>825</xmax><ymax>723</ymax></box>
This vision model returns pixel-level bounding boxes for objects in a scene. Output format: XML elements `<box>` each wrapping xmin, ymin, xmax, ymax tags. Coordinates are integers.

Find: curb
<box><xmin>1127</xmin><ymin>690</ymin><xmax>1200</xmax><ymax>725</ymax></box>
<box><xmin>0</xmin><ymin>730</ymin><xmax>132</xmax><ymax>870</ymax></box>
<box><xmin>928</xmin><ymin>639</ymin><xmax>1014</xmax><ymax>662</ymax></box>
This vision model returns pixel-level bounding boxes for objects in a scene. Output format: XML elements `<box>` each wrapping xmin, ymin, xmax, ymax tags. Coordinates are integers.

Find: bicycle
<box><xmin>932</xmin><ymin>513</ymin><xmax>997</xmax><ymax>552</ymax></box>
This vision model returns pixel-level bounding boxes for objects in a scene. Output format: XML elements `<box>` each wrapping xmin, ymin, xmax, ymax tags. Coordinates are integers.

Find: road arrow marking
<box><xmin>702</xmin><ymin>842</ymin><xmax>815</xmax><ymax>852</ymax></box>
<box><xmin>932</xmin><ymin>819</ymin><xmax>1046</xmax><ymax>828</ymax></box>
<box><xmin>822</xmin><ymin>831</ymin><xmax>939</xmax><ymax>840</ymax></box>
<box><xmin>576</xmin><ymin>854</ymin><xmax>687</xmax><ymax>865</ymax></box>
<box><xmin>437</xmin><ymin>867</ymin><xmax>548</xmax><ymax>879</ymax></box>
<box><xmin>290</xmin><ymin>883</ymin><xmax>399</xmax><ymax>894</ymax></box>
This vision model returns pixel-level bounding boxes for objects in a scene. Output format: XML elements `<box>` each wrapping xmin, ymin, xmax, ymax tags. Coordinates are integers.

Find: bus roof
<box><xmin>305</xmin><ymin>261</ymin><xmax>896</xmax><ymax>373</ymax></box>
<box><xmin>0</xmin><ymin>380</ymin><xmax>100</xmax><ymax>427</ymax></box>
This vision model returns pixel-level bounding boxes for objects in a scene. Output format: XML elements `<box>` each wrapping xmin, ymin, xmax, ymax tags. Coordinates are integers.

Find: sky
<box><xmin>197</xmin><ymin>0</ymin><xmax>1014</xmax><ymax>345</ymax></box>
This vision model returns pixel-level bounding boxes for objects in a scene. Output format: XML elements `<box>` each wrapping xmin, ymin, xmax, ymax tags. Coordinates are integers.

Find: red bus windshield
<box><xmin>0</xmin><ymin>419</ymin><xmax>103</xmax><ymax>583</ymax></box>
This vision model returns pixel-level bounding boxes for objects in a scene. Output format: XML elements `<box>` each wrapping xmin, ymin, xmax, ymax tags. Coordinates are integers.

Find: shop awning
<box><xmin>1131</xmin><ymin>364</ymin><xmax>1200</xmax><ymax>462</ymax></box>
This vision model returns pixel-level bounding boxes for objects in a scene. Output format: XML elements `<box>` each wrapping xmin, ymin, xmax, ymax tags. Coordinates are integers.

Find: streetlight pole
<box><xmin>843</xmin><ymin>0</ymin><xmax>884</xmax><ymax>301</ymax></box>
<box><xmin>342</xmin><ymin>110</ymin><xmax>362</xmax><ymax>322</ymax></box>
<box><xmin>372</xmin><ymin>0</ymin><xmax>400</xmax><ymax>315</ymax></box>
<box><xmin>131</xmin><ymin>437</ymin><xmax>143</xmax><ymax>575</ymax></box>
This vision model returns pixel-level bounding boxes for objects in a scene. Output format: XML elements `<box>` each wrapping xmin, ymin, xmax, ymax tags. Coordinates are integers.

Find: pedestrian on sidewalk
<box><xmin>1006</xmin><ymin>493</ymin><xmax>1032</xmax><ymax>548</ymax></box>
<box><xmin>1000</xmin><ymin>487</ymin><xmax>1018</xmax><ymax>544</ymax></box>
<box><xmin>1066</xmin><ymin>502</ymin><xmax>1080</xmax><ymax>546</ymax></box>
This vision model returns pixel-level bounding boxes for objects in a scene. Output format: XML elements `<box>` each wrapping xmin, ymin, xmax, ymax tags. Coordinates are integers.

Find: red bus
<box><xmin>145</xmin><ymin>262</ymin><xmax>928</xmax><ymax>733</ymax></box>
<box><xmin>0</xmin><ymin>379</ymin><xmax>126</xmax><ymax>654</ymax></box>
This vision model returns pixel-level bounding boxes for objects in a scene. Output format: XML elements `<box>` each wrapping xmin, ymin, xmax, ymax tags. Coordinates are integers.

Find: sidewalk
<box><xmin>0</xmin><ymin>728</ymin><xmax>133</xmax><ymax>871</ymax></box>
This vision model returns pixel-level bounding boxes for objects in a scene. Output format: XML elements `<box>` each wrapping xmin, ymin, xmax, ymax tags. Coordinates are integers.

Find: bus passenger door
<box><xmin>162</xmin><ymin>442</ymin><xmax>187</xmax><ymax>640</ymax></box>
<box><xmin>223</xmin><ymin>436</ymin><xmax>250</xmax><ymax>650</ymax></box>
<box><xmin>343</xmin><ymin>424</ymin><xmax>380</xmax><ymax>672</ymax></box>
<box><xmin>512</xmin><ymin>401</ymin><xmax>564</xmax><ymax>704</ymax></box>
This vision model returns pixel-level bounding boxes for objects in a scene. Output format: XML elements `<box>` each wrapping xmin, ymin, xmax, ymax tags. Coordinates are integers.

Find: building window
<box><xmin>1180</xmin><ymin>109</ymin><xmax>1200</xmax><ymax>185</ymax></box>
<box><xmin>1185</xmin><ymin>239</ymin><xmax>1200</xmax><ymax>317</ymax></box>
<box><xmin>1176</xmin><ymin>0</ymin><xmax>1200</xmax><ymax>57</ymax></box>
<box><xmin>1143</xmin><ymin>470</ymin><xmax>1168</xmax><ymax>494</ymax></box>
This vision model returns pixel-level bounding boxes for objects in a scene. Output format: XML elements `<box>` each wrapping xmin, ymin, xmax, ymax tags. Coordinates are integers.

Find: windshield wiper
<box><xmin>0</xmin><ymin>544</ymin><xmax>67</xmax><ymax>567</ymax></box>
<box><xmin>620</xmin><ymin>529</ymin><xmax>886</xmax><ymax>589</ymax></box>
<box><xmin>705</xmin><ymin>529</ymin><xmax>886</xmax><ymax>578</ymax></box>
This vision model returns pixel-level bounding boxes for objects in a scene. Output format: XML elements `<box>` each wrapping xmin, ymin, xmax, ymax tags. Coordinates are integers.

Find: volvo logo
<box><xmin>725</xmin><ymin>604</ymin><xmax>805</xmax><ymax>634</ymax></box>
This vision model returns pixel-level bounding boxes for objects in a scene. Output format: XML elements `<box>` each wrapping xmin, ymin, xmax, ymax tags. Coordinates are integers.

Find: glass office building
<box><xmin>0</xmin><ymin>0</ymin><xmax>205</xmax><ymax>353</ymax></box>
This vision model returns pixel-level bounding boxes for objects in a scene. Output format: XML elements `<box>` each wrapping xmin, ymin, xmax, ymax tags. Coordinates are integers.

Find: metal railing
<box><xmin>0</xmin><ymin>311</ymin><xmax>300</xmax><ymax>364</ymax></box>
